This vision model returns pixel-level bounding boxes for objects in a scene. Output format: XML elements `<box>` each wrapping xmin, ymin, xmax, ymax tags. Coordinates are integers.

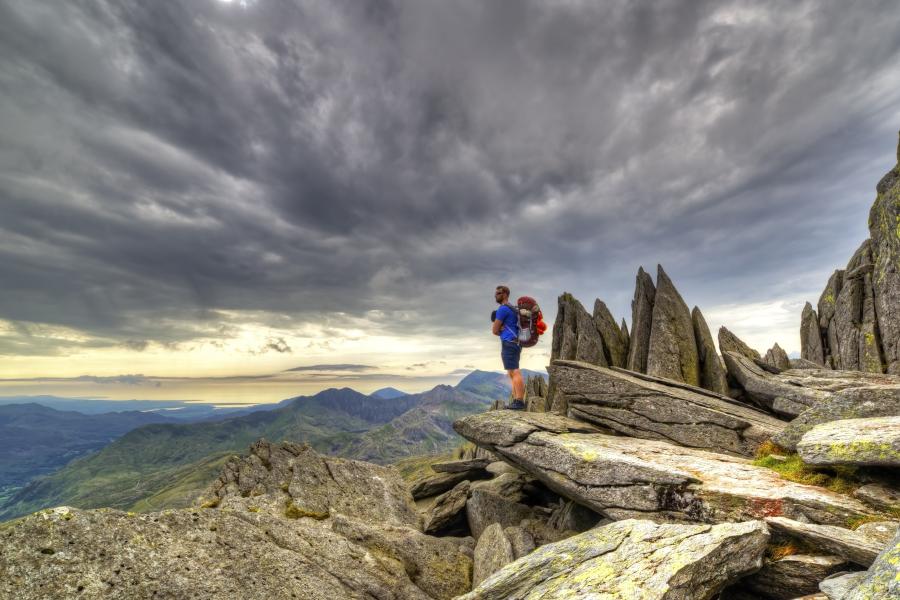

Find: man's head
<box><xmin>495</xmin><ymin>285</ymin><xmax>510</xmax><ymax>305</ymax></box>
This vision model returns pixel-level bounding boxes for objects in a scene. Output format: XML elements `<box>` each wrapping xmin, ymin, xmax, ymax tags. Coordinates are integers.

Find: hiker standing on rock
<box><xmin>492</xmin><ymin>285</ymin><xmax>526</xmax><ymax>410</ymax></box>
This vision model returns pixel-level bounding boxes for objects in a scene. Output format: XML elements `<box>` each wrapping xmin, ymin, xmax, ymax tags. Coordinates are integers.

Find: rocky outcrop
<box><xmin>838</xmin><ymin>526</ymin><xmax>900</xmax><ymax>599</ymax></box>
<box><xmin>766</xmin><ymin>343</ymin><xmax>792</xmax><ymax>371</ymax></box>
<box><xmin>802</xmin><ymin>302</ymin><xmax>827</xmax><ymax>366</ymax></box>
<box><xmin>765</xmin><ymin>517</ymin><xmax>885</xmax><ymax>567</ymax></box>
<box><xmin>626</xmin><ymin>266</ymin><xmax>657</xmax><ymax>373</ymax></box>
<box><xmin>457</xmin><ymin>518</ymin><xmax>769</xmax><ymax>600</ymax></box>
<box><xmin>772</xmin><ymin>385</ymin><xmax>900</xmax><ymax>450</ymax></box>
<box><xmin>550</xmin><ymin>360</ymin><xmax>784</xmax><ymax>456</ymax></box>
<box><xmin>524</xmin><ymin>374</ymin><xmax>548</xmax><ymax>412</ymax></box>
<box><xmin>0</xmin><ymin>441</ymin><xmax>474</xmax><ymax>600</ymax></box>
<box><xmin>723</xmin><ymin>351</ymin><xmax>828</xmax><ymax>416</ymax></box>
<box><xmin>720</xmin><ymin>326</ymin><xmax>762</xmax><ymax>361</ymax></box>
<box><xmin>646</xmin><ymin>265</ymin><xmax>701</xmax><ymax>386</ymax></box>
<box><xmin>803</xmin><ymin>132</ymin><xmax>900</xmax><ymax>375</ymax></box>
<box><xmin>551</xmin><ymin>293</ymin><xmax>607</xmax><ymax>366</ymax></box>
<box><xmin>410</xmin><ymin>470</ymin><xmax>474</xmax><ymax>499</ymax></box>
<box><xmin>797</xmin><ymin>416</ymin><xmax>900</xmax><ymax>467</ymax></box>
<box><xmin>693</xmin><ymin>306</ymin><xmax>730</xmax><ymax>395</ymax></box>
<box><xmin>423</xmin><ymin>480</ymin><xmax>470</xmax><ymax>535</ymax></box>
<box><xmin>465</xmin><ymin>489</ymin><xmax>535</xmax><ymax>540</ymax></box>
<box><xmin>431</xmin><ymin>458</ymin><xmax>490</xmax><ymax>473</ymax></box>
<box><xmin>593</xmin><ymin>299</ymin><xmax>629</xmax><ymax>368</ymax></box>
<box><xmin>454</xmin><ymin>411</ymin><xmax>874</xmax><ymax>525</ymax></box>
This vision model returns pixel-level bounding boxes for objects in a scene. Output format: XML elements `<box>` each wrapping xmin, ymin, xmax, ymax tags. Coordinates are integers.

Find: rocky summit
<box><xmin>3</xmin><ymin>132</ymin><xmax>900</xmax><ymax>600</ymax></box>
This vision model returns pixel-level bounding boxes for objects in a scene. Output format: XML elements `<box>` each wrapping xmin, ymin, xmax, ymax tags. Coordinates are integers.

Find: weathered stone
<box><xmin>546</xmin><ymin>499</ymin><xmax>604</xmax><ymax>534</ymax></box>
<box><xmin>503</xmin><ymin>524</ymin><xmax>536</xmax><ymax>558</ymax></box>
<box><xmin>201</xmin><ymin>439</ymin><xmax>420</xmax><ymax>528</ymax></box>
<box><xmin>431</xmin><ymin>458</ymin><xmax>491</xmax><ymax>473</ymax></box>
<box><xmin>869</xmin><ymin>134</ymin><xmax>900</xmax><ymax>375</ymax></box>
<box><xmin>741</xmin><ymin>554</ymin><xmax>850</xmax><ymax>600</ymax></box>
<box><xmin>819</xmin><ymin>271</ymin><xmax>844</xmax><ymax>337</ymax></box>
<box><xmin>524</xmin><ymin>374</ymin><xmax>548</xmax><ymax>413</ymax></box>
<box><xmin>457</xmin><ymin>519</ymin><xmax>769</xmax><ymax>600</ymax></box>
<box><xmin>485</xmin><ymin>461</ymin><xmax>521</xmax><ymax>476</ymax></box>
<box><xmin>550</xmin><ymin>293</ymin><xmax>607</xmax><ymax>367</ymax></box>
<box><xmin>854</xmin><ymin>521</ymin><xmax>899</xmax><ymax>547</ymax></box>
<box><xmin>720</xmin><ymin>326</ymin><xmax>762</xmax><ymax>361</ymax></box>
<box><xmin>802</xmin><ymin>302</ymin><xmax>827</xmax><ymax>366</ymax></box>
<box><xmin>472</xmin><ymin>523</ymin><xmax>515</xmax><ymax>586</ymax></box>
<box><xmin>692</xmin><ymin>306</ymin><xmax>730</xmax><ymax>395</ymax></box>
<box><xmin>626</xmin><ymin>266</ymin><xmax>656</xmax><ymax>373</ymax></box>
<box><xmin>646</xmin><ymin>265</ymin><xmax>700</xmax><ymax>386</ymax></box>
<box><xmin>621</xmin><ymin>318</ymin><xmax>631</xmax><ymax>355</ymax></box>
<box><xmin>773</xmin><ymin>385</ymin><xmax>900</xmax><ymax>451</ymax></box>
<box><xmin>454</xmin><ymin>411</ymin><xmax>875</xmax><ymax>526</ymax></box>
<box><xmin>466</xmin><ymin>489</ymin><xmax>535</xmax><ymax>540</ymax></box>
<box><xmin>839</xmin><ymin>525</ymin><xmax>900</xmax><ymax>599</ymax></box>
<box><xmin>331</xmin><ymin>513</ymin><xmax>474</xmax><ymax>599</ymax></box>
<box><xmin>410</xmin><ymin>470</ymin><xmax>472</xmax><ymax>500</ymax></box>
<box><xmin>819</xmin><ymin>572</ymin><xmax>868</xmax><ymax>599</ymax></box>
<box><xmin>766</xmin><ymin>517</ymin><xmax>884</xmax><ymax>567</ymax></box>
<box><xmin>593</xmin><ymin>299</ymin><xmax>629</xmax><ymax>368</ymax></box>
<box><xmin>794</xmin><ymin>357</ymin><xmax>827</xmax><ymax>370</ymax></box>
<box><xmin>766</xmin><ymin>343</ymin><xmax>793</xmax><ymax>371</ymax></box>
<box><xmin>723</xmin><ymin>351</ymin><xmax>830</xmax><ymax>416</ymax></box>
<box><xmin>797</xmin><ymin>416</ymin><xmax>900</xmax><ymax>467</ymax></box>
<box><xmin>852</xmin><ymin>483</ymin><xmax>900</xmax><ymax>514</ymax></box>
<box><xmin>423</xmin><ymin>480</ymin><xmax>470</xmax><ymax>535</ymax></box>
<box><xmin>550</xmin><ymin>359</ymin><xmax>784</xmax><ymax>457</ymax></box>
<box><xmin>469</xmin><ymin>472</ymin><xmax>528</xmax><ymax>503</ymax></box>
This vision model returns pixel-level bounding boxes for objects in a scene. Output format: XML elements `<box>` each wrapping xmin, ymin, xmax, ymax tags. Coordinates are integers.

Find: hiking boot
<box><xmin>506</xmin><ymin>399</ymin><xmax>526</xmax><ymax>411</ymax></box>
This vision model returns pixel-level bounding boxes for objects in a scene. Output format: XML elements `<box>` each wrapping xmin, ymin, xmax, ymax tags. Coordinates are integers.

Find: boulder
<box><xmin>838</xmin><ymin>525</ymin><xmax>900</xmax><ymax>599</ymax></box>
<box><xmin>693</xmin><ymin>306</ymin><xmax>730</xmax><ymax>395</ymax></box>
<box><xmin>466</xmin><ymin>489</ymin><xmax>535</xmax><ymax>540</ymax></box>
<box><xmin>870</xmin><ymin>133</ymin><xmax>900</xmax><ymax>375</ymax></box>
<box><xmin>423</xmin><ymin>480</ymin><xmax>470</xmax><ymax>535</ymax></box>
<box><xmin>819</xmin><ymin>572</ymin><xmax>868</xmax><ymax>599</ymax></box>
<box><xmin>410</xmin><ymin>470</ymin><xmax>472</xmax><ymax>500</ymax></box>
<box><xmin>626</xmin><ymin>266</ymin><xmax>657</xmax><ymax>373</ymax></box>
<box><xmin>431</xmin><ymin>458</ymin><xmax>490</xmax><ymax>473</ymax></box>
<box><xmin>456</xmin><ymin>518</ymin><xmax>769</xmax><ymax>600</ymax></box>
<box><xmin>593</xmin><ymin>299</ymin><xmax>629</xmax><ymax>368</ymax></box>
<box><xmin>723</xmin><ymin>351</ymin><xmax>830</xmax><ymax>416</ymax></box>
<box><xmin>502</xmin><ymin>524</ymin><xmax>536</xmax><ymax>558</ymax></box>
<box><xmin>469</xmin><ymin>472</ymin><xmax>527</xmax><ymax>503</ymax></box>
<box><xmin>797</xmin><ymin>416</ymin><xmax>900</xmax><ymax>467</ymax></box>
<box><xmin>454</xmin><ymin>411</ymin><xmax>874</xmax><ymax>525</ymax></box>
<box><xmin>741</xmin><ymin>554</ymin><xmax>850</xmax><ymax>600</ymax></box>
<box><xmin>646</xmin><ymin>265</ymin><xmax>700</xmax><ymax>386</ymax></box>
<box><xmin>852</xmin><ymin>483</ymin><xmax>900</xmax><ymax>514</ymax></box>
<box><xmin>524</xmin><ymin>374</ymin><xmax>548</xmax><ymax>413</ymax></box>
<box><xmin>550</xmin><ymin>359</ymin><xmax>784</xmax><ymax>457</ymax></box>
<box><xmin>765</xmin><ymin>517</ymin><xmax>884</xmax><ymax>567</ymax></box>
<box><xmin>720</xmin><ymin>326</ymin><xmax>762</xmax><ymax>361</ymax></box>
<box><xmin>201</xmin><ymin>439</ymin><xmax>420</xmax><ymax>528</ymax></box>
<box><xmin>766</xmin><ymin>343</ymin><xmax>793</xmax><ymax>371</ymax></box>
<box><xmin>802</xmin><ymin>302</ymin><xmax>827</xmax><ymax>366</ymax></box>
<box><xmin>472</xmin><ymin>523</ymin><xmax>515</xmax><ymax>586</ymax></box>
<box><xmin>773</xmin><ymin>385</ymin><xmax>900</xmax><ymax>451</ymax></box>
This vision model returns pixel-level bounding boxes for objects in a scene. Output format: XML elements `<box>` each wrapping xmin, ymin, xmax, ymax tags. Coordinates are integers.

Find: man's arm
<box><xmin>492</xmin><ymin>318</ymin><xmax>503</xmax><ymax>336</ymax></box>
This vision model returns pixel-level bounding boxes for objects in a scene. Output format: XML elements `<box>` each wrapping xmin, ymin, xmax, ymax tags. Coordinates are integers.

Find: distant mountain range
<box><xmin>0</xmin><ymin>369</ymin><xmax>544</xmax><ymax>521</ymax></box>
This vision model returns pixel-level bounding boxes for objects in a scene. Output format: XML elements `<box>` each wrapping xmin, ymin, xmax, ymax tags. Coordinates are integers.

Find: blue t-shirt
<box><xmin>496</xmin><ymin>304</ymin><xmax>519</xmax><ymax>343</ymax></box>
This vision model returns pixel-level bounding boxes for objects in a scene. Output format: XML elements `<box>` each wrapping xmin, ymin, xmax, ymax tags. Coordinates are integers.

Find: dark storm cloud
<box><xmin>2</xmin><ymin>0</ymin><xmax>900</xmax><ymax>355</ymax></box>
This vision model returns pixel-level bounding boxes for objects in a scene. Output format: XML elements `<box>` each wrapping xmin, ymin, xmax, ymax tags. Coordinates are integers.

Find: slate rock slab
<box><xmin>457</xmin><ymin>518</ymin><xmax>769</xmax><ymax>600</ymax></box>
<box><xmin>797</xmin><ymin>416</ymin><xmax>900</xmax><ymax>467</ymax></box>
<box><xmin>765</xmin><ymin>517</ymin><xmax>884</xmax><ymax>567</ymax></box>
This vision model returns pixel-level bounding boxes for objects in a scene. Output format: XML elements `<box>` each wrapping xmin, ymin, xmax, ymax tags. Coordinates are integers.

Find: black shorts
<box><xmin>501</xmin><ymin>340</ymin><xmax>521</xmax><ymax>370</ymax></box>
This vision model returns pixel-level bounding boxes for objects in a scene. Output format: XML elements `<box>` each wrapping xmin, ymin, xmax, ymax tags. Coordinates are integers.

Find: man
<box><xmin>492</xmin><ymin>285</ymin><xmax>526</xmax><ymax>410</ymax></box>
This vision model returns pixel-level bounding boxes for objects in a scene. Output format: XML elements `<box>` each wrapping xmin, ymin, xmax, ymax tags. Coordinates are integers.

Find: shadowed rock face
<box><xmin>457</xmin><ymin>518</ymin><xmax>770</xmax><ymax>600</ymax></box>
<box><xmin>647</xmin><ymin>265</ymin><xmax>700</xmax><ymax>386</ymax></box>
<box><xmin>453</xmin><ymin>411</ymin><xmax>874</xmax><ymax>526</ymax></box>
<box><xmin>549</xmin><ymin>360</ymin><xmax>783</xmax><ymax>457</ymax></box>
<box><xmin>739</xmin><ymin>554</ymin><xmax>849</xmax><ymax>600</ymax></box>
<box><xmin>626</xmin><ymin>266</ymin><xmax>656</xmax><ymax>373</ymax></box>
<box><xmin>719</xmin><ymin>327</ymin><xmax>762</xmax><ymax>361</ymax></box>
<box><xmin>693</xmin><ymin>306</ymin><xmax>730</xmax><ymax>395</ymax></box>
<box><xmin>801</xmin><ymin>302</ymin><xmax>826</xmax><ymax>366</ymax></box>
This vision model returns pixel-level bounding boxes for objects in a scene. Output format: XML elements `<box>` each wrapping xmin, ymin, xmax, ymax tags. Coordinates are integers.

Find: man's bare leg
<box><xmin>508</xmin><ymin>369</ymin><xmax>525</xmax><ymax>401</ymax></box>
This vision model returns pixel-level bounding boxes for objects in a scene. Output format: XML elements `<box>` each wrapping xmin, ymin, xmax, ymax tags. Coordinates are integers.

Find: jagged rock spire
<box><xmin>800</xmin><ymin>302</ymin><xmax>825</xmax><ymax>365</ymax></box>
<box><xmin>646</xmin><ymin>265</ymin><xmax>700</xmax><ymax>386</ymax></box>
<box><xmin>692</xmin><ymin>306</ymin><xmax>729</xmax><ymax>395</ymax></box>
<box><xmin>718</xmin><ymin>326</ymin><xmax>761</xmax><ymax>361</ymax></box>
<box><xmin>626</xmin><ymin>266</ymin><xmax>656</xmax><ymax>372</ymax></box>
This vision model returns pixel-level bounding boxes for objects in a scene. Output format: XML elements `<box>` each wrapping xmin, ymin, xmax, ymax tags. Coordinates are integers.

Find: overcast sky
<box><xmin>2</xmin><ymin>0</ymin><xmax>899</xmax><ymax>403</ymax></box>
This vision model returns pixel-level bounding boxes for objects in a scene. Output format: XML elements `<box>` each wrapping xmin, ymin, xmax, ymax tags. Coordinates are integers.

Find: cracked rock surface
<box><xmin>454</xmin><ymin>411</ymin><xmax>875</xmax><ymax>525</ymax></box>
<box><xmin>457</xmin><ymin>518</ymin><xmax>769</xmax><ymax>600</ymax></box>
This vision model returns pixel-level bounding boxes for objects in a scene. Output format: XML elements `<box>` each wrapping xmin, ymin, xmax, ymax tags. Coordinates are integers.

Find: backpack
<box><xmin>507</xmin><ymin>296</ymin><xmax>547</xmax><ymax>348</ymax></box>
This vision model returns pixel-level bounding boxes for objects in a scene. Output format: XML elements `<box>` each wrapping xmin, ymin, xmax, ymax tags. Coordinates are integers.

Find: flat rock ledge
<box><xmin>454</xmin><ymin>411</ymin><xmax>876</xmax><ymax>525</ymax></box>
<box><xmin>457</xmin><ymin>518</ymin><xmax>769</xmax><ymax>600</ymax></box>
<box><xmin>765</xmin><ymin>517</ymin><xmax>885</xmax><ymax>567</ymax></box>
<box><xmin>550</xmin><ymin>359</ymin><xmax>784</xmax><ymax>457</ymax></box>
<box><xmin>797</xmin><ymin>416</ymin><xmax>900</xmax><ymax>467</ymax></box>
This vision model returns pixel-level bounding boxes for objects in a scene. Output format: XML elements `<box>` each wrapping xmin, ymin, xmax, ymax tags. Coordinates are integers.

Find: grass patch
<box><xmin>753</xmin><ymin>446</ymin><xmax>859</xmax><ymax>494</ymax></box>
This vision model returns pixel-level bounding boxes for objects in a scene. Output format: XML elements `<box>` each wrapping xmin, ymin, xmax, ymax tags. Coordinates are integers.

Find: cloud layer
<box><xmin>2</xmin><ymin>0</ymin><xmax>900</xmax><ymax>363</ymax></box>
